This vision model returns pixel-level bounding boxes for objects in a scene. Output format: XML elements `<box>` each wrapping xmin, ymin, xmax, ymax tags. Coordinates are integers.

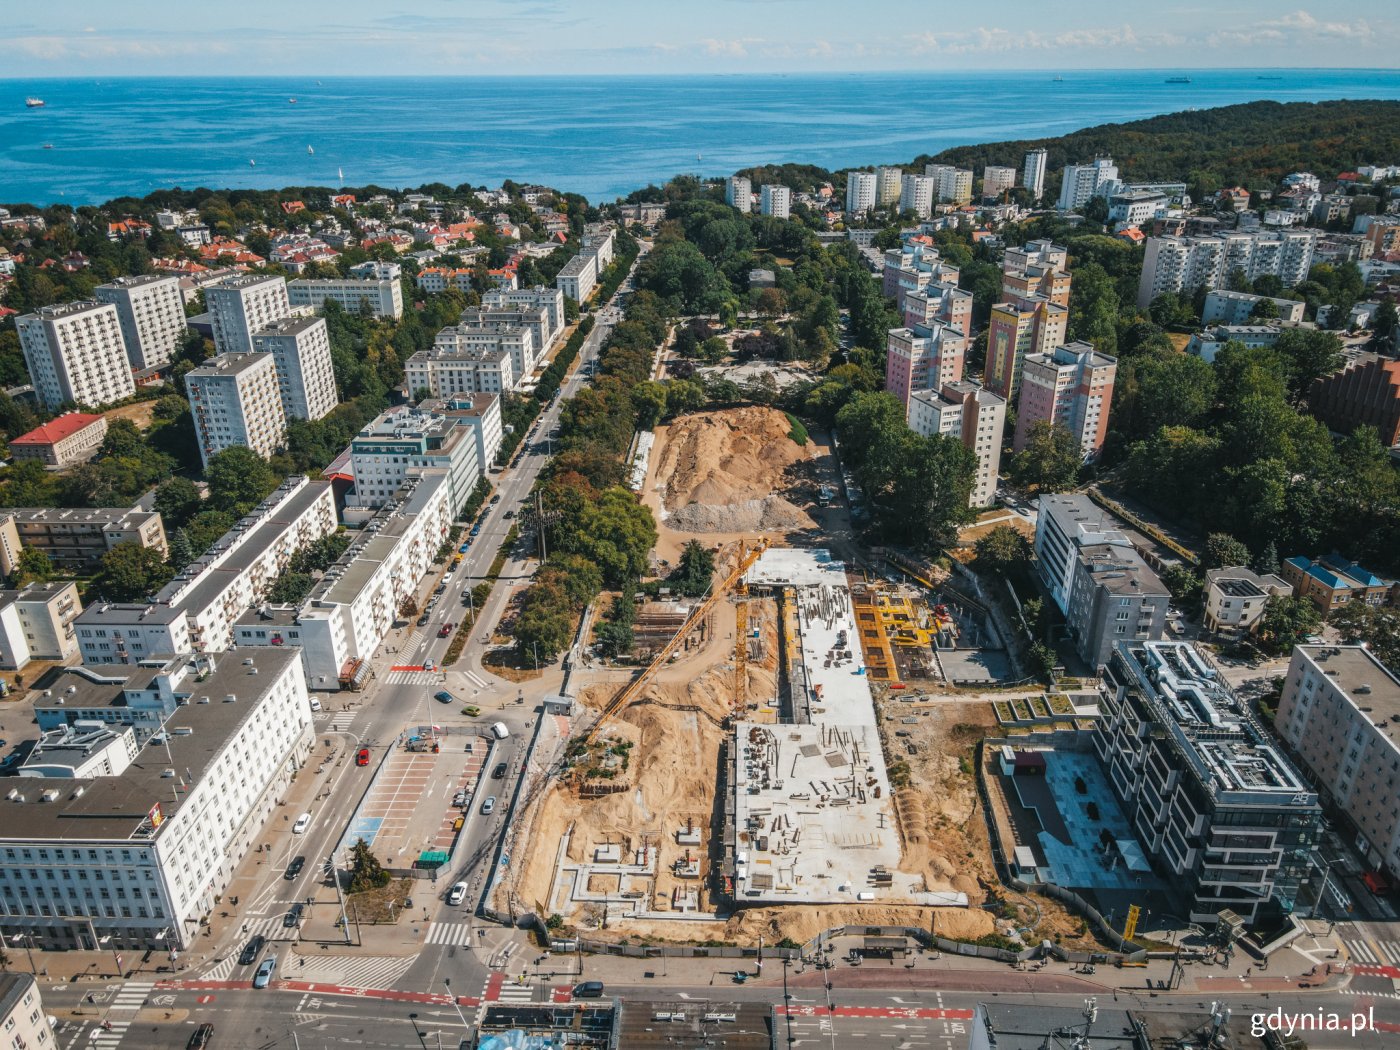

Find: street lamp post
<box><xmin>1314</xmin><ymin>857</ymin><xmax>1343</xmax><ymax>919</ymax></box>
<box><xmin>442</xmin><ymin>977</ymin><xmax>470</xmax><ymax>1029</ymax></box>
<box><xmin>7</xmin><ymin>934</ymin><xmax>36</xmax><ymax>974</ymax></box>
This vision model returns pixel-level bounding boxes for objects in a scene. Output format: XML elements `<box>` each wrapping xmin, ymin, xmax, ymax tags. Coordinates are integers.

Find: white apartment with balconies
<box><xmin>186</xmin><ymin>352</ymin><xmax>287</xmax><ymax>468</ymax></box>
<box><xmin>205</xmin><ymin>274</ymin><xmax>291</xmax><ymax>355</ymax></box>
<box><xmin>251</xmin><ymin>316</ymin><xmax>338</xmax><ymax>421</ymax></box>
<box><xmin>93</xmin><ymin>274</ymin><xmax>186</xmax><ymax>373</ymax></box>
<box><xmin>17</xmin><ymin>302</ymin><xmax>137</xmax><ymax>410</ymax></box>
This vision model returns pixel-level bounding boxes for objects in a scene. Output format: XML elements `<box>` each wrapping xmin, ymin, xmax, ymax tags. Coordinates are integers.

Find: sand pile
<box><xmin>654</xmin><ymin>407</ymin><xmax>817</xmax><ymax>533</ymax></box>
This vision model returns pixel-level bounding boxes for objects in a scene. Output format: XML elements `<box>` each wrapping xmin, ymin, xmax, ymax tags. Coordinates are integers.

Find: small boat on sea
<box><xmin>42</xmin><ymin>144</ymin><xmax>53</xmax><ymax>150</ymax></box>
<box><xmin>288</xmin><ymin>97</ymin><xmax>297</xmax><ymax>104</ymax></box>
<box><xmin>249</xmin><ymin>159</ymin><xmax>256</xmax><ymax>167</ymax></box>
<box><xmin>25</xmin><ymin>97</ymin><xmax>45</xmax><ymax>108</ymax></box>
<box><xmin>1165</xmin><ymin>76</ymin><xmax>1192</xmax><ymax>84</ymax></box>
<box><xmin>307</xmin><ymin>145</ymin><xmax>314</xmax><ymax>155</ymax></box>
<box><xmin>1052</xmin><ymin>76</ymin><xmax>1064</xmax><ymax>82</ymax></box>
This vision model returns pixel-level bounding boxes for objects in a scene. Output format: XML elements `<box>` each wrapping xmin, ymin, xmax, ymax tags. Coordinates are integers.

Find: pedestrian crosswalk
<box><xmin>290</xmin><ymin>953</ymin><xmax>415</xmax><ymax>988</ymax></box>
<box><xmin>1344</xmin><ymin>938</ymin><xmax>1400</xmax><ymax>965</ymax></box>
<box><xmin>385</xmin><ymin>669</ymin><xmax>438</xmax><ymax>685</ymax></box>
<box><xmin>109</xmin><ymin>981</ymin><xmax>154</xmax><ymax>1010</ymax></box>
<box><xmin>87</xmin><ymin>1019</ymin><xmax>132</xmax><ymax>1050</ymax></box>
<box><xmin>460</xmin><ymin>668</ymin><xmax>489</xmax><ymax>690</ymax></box>
<box><xmin>89</xmin><ymin>981</ymin><xmax>155</xmax><ymax>1050</ymax></box>
<box><xmin>402</xmin><ymin>629</ymin><xmax>425</xmax><ymax>656</ymax></box>
<box><xmin>327</xmin><ymin>710</ymin><xmax>355</xmax><ymax>732</ymax></box>
<box><xmin>200</xmin><ymin>955</ymin><xmax>239</xmax><ymax>982</ymax></box>
<box><xmin>494</xmin><ymin>979</ymin><xmax>537</xmax><ymax>1003</ymax></box>
<box><xmin>425</xmin><ymin>921</ymin><xmax>475</xmax><ymax>947</ymax></box>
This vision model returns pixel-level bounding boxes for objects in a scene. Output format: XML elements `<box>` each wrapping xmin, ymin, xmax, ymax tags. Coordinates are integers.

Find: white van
<box><xmin>292</xmin><ymin>813</ymin><xmax>311</xmax><ymax>835</ymax></box>
<box><xmin>490</xmin><ymin>722</ymin><xmax>510</xmax><ymax>740</ymax></box>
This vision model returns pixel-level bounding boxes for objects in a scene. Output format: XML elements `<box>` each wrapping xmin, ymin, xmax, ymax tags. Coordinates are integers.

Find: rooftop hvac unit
<box><xmin>41</xmin><ymin>790</ymin><xmax>59</xmax><ymax>803</ymax></box>
<box><xmin>161</xmin><ymin>768</ymin><xmax>177</xmax><ymax>778</ymax></box>
<box><xmin>224</xmin><ymin>694</ymin><xmax>237</xmax><ymax>703</ymax></box>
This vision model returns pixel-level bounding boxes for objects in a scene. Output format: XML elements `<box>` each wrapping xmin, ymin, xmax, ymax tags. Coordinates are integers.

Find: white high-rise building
<box><xmin>899</xmin><ymin>174</ymin><xmax>936</xmax><ymax>218</ymax></box>
<box><xmin>17</xmin><ymin>302</ymin><xmax>136</xmax><ymax>410</ymax></box>
<box><xmin>206</xmin><ymin>274</ymin><xmax>291</xmax><ymax>355</ymax></box>
<box><xmin>875</xmin><ymin>166</ymin><xmax>903</xmax><ymax>205</ymax></box>
<box><xmin>1057</xmin><ymin>157</ymin><xmax>1119</xmax><ymax>211</ymax></box>
<box><xmin>1023</xmin><ymin>149</ymin><xmax>1048</xmax><ymax>201</ymax></box>
<box><xmin>252</xmin><ymin>316</ymin><xmax>338</xmax><ymax>422</ymax></box>
<box><xmin>846</xmin><ymin>171</ymin><xmax>877</xmax><ymax>215</ymax></box>
<box><xmin>287</xmin><ymin>278</ymin><xmax>403</xmax><ymax>320</ymax></box>
<box><xmin>93</xmin><ymin>274</ymin><xmax>185</xmax><ymax>372</ymax></box>
<box><xmin>982</xmin><ymin>166</ymin><xmax>1017</xmax><ymax>199</ymax></box>
<box><xmin>186</xmin><ymin>351</ymin><xmax>287</xmax><ymax>468</ymax></box>
<box><xmin>1136</xmin><ymin>231</ymin><xmax>1317</xmax><ymax>308</ymax></box>
<box><xmin>726</xmin><ymin>175</ymin><xmax>753</xmax><ymax>213</ymax></box>
<box><xmin>759</xmin><ymin>184</ymin><xmax>791</xmax><ymax>218</ymax></box>
<box><xmin>924</xmin><ymin>164</ymin><xmax>973</xmax><ymax>204</ymax></box>
<box><xmin>907</xmin><ymin>380</ymin><xmax>1006</xmax><ymax>508</ymax></box>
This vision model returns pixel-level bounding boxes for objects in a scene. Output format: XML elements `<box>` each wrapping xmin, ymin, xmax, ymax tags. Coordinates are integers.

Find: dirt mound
<box><xmin>654</xmin><ymin>407</ymin><xmax>817</xmax><ymax>533</ymax></box>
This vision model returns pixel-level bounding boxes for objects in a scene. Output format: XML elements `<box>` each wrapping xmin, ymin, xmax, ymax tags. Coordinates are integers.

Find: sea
<box><xmin>3</xmin><ymin>69</ymin><xmax>1400</xmax><ymax>207</ymax></box>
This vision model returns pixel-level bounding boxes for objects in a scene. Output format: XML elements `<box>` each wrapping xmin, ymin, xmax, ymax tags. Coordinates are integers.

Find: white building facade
<box><xmin>907</xmin><ymin>380</ymin><xmax>1006</xmax><ymax>508</ymax></box>
<box><xmin>93</xmin><ymin>275</ymin><xmax>186</xmax><ymax>372</ymax></box>
<box><xmin>17</xmin><ymin>302</ymin><xmax>136</xmax><ymax>410</ymax></box>
<box><xmin>205</xmin><ymin>275</ymin><xmax>291</xmax><ymax>355</ymax></box>
<box><xmin>251</xmin><ymin>316</ymin><xmax>338</xmax><ymax>422</ymax></box>
<box><xmin>845</xmin><ymin>172</ymin><xmax>877</xmax><ymax>215</ymax></box>
<box><xmin>186</xmin><ymin>352</ymin><xmax>288</xmax><ymax>468</ymax></box>
<box><xmin>759</xmin><ymin>184</ymin><xmax>791</xmax><ymax>218</ymax></box>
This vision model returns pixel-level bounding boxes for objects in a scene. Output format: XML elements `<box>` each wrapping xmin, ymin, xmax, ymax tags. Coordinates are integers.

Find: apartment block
<box><xmin>554</xmin><ymin>229</ymin><xmax>617</xmax><ymax>303</ymax></box>
<box><xmin>982</xmin><ymin>165</ymin><xmax>1016</xmax><ymax>199</ymax></box>
<box><xmin>907</xmin><ymin>380</ymin><xmax>1005</xmax><ymax>508</ymax></box>
<box><xmin>186</xmin><ymin>352</ymin><xmax>287</xmax><ymax>468</ymax></box>
<box><xmin>8</xmin><ymin>412</ymin><xmax>108</xmax><ymax>468</ymax></box>
<box><xmin>1013</xmin><ymin>341</ymin><xmax>1117</xmax><ymax>460</ymax></box>
<box><xmin>75</xmin><ymin>477</ymin><xmax>335</xmax><ymax>661</ymax></box>
<box><xmin>0</xmin><ymin>973</ymin><xmax>52</xmax><ymax>1050</ymax></box>
<box><xmin>924</xmin><ymin>164</ymin><xmax>973</xmax><ymax>204</ymax></box>
<box><xmin>875</xmin><ymin>166</ymin><xmax>903</xmax><ymax>206</ymax></box>
<box><xmin>93</xmin><ymin>274</ymin><xmax>185</xmax><ymax>372</ymax></box>
<box><xmin>483</xmin><ymin>286</ymin><xmax>566</xmax><ymax>347</ymax></box>
<box><xmin>0</xmin><ymin>582</ymin><xmax>81</xmax><ymax>671</ymax></box>
<box><xmin>1136</xmin><ymin>231</ymin><xmax>1316</xmax><ymax>308</ymax></box>
<box><xmin>1022</xmin><ymin>148</ymin><xmax>1048</xmax><ymax>201</ymax></box>
<box><xmin>1057</xmin><ymin>157</ymin><xmax>1118</xmax><ymax>211</ymax></box>
<box><xmin>404</xmin><ymin>341</ymin><xmax>515</xmax><ymax>399</ymax></box>
<box><xmin>983</xmin><ymin>298</ymin><xmax>1068</xmax><ymax>401</ymax></box>
<box><xmin>1107</xmin><ymin>189</ymin><xmax>1169</xmax><ymax>227</ymax></box>
<box><xmin>416</xmin><ymin>267</ymin><xmax>475</xmax><ymax>295</ymax></box>
<box><xmin>346</xmin><ymin>404</ymin><xmax>482</xmax><ymax>517</ymax></box>
<box><xmin>286</xmin><ymin>277</ymin><xmax>403</xmax><ymax>320</ymax></box>
<box><xmin>884</xmin><ymin>321</ymin><xmax>967</xmax><ymax>408</ymax></box>
<box><xmin>437</xmin><ymin>394</ymin><xmax>503</xmax><ymax>474</ymax></box>
<box><xmin>1094</xmin><ymin>640</ymin><xmax>1320</xmax><ymax>924</ymax></box>
<box><xmin>1002</xmin><ymin>238</ymin><xmax>1071</xmax><ymax>308</ymax></box>
<box><xmin>759</xmin><ymin>184</ymin><xmax>791</xmax><ymax>218</ymax></box>
<box><xmin>845</xmin><ymin>171</ymin><xmax>877</xmax><ymax>215</ymax></box>
<box><xmin>247</xmin><ymin>471</ymin><xmax>453</xmax><ymax>690</ymax></box>
<box><xmin>251</xmin><ymin>316</ymin><xmax>338</xmax><ymax>422</ymax></box>
<box><xmin>1276</xmin><ymin>645</ymin><xmax>1400</xmax><ymax>878</ymax></box>
<box><xmin>17</xmin><ymin>302</ymin><xmax>137</xmax><ymax>410</ymax></box>
<box><xmin>898</xmin><ymin>174</ymin><xmax>936</xmax><ymax>218</ymax></box>
<box><xmin>900</xmin><ymin>281</ymin><xmax>972</xmax><ymax>334</ymax></box>
<box><xmin>1308</xmin><ymin>353</ymin><xmax>1400</xmax><ymax>447</ymax></box>
<box><xmin>726</xmin><ymin>175</ymin><xmax>752</xmax><ymax>212</ymax></box>
<box><xmin>1281</xmin><ymin>554</ymin><xmax>1397</xmax><ymax>617</ymax></box>
<box><xmin>0</xmin><ymin>506</ymin><xmax>166</xmax><ymax>576</ymax></box>
<box><xmin>1202</xmin><ymin>566</ymin><xmax>1292</xmax><ymax>636</ymax></box>
<box><xmin>0</xmin><ymin>648</ymin><xmax>311</xmax><ymax>952</ymax></box>
<box><xmin>881</xmin><ymin>242</ymin><xmax>961</xmax><ymax>305</ymax></box>
<box><xmin>1201</xmin><ymin>289</ymin><xmax>1306</xmax><ymax>326</ymax></box>
<box><xmin>205</xmin><ymin>274</ymin><xmax>291</xmax><ymax>355</ymax></box>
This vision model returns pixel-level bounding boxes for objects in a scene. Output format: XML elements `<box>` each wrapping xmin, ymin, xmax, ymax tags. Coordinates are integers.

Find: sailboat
<box><xmin>307</xmin><ymin>145</ymin><xmax>314</xmax><ymax>155</ymax></box>
<box><xmin>249</xmin><ymin>159</ymin><xmax>256</xmax><ymax>167</ymax></box>
<box><xmin>338</xmin><ymin>167</ymin><xmax>344</xmax><ymax>183</ymax></box>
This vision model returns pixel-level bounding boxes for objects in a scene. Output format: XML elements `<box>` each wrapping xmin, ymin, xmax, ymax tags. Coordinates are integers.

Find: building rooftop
<box><xmin>96</xmin><ymin>274</ymin><xmax>176</xmax><ymax>290</ymax></box>
<box><xmin>1205</xmin><ymin>566</ymin><xmax>1289</xmax><ymax>600</ymax></box>
<box><xmin>0</xmin><ymin>649</ymin><xmax>300</xmax><ymax>841</ymax></box>
<box><xmin>187</xmin><ymin>351</ymin><xmax>274</xmax><ymax>379</ymax></box>
<box><xmin>1077</xmin><ymin>543</ymin><xmax>1168</xmax><ymax>597</ymax></box>
<box><xmin>21</xmin><ymin>300</ymin><xmax>113</xmax><ymax>322</ymax></box>
<box><xmin>971</xmin><ymin>1003</ymin><xmax>1147</xmax><ymax>1050</ymax></box>
<box><xmin>10</xmin><ymin>412</ymin><xmax>105</xmax><ymax>447</ymax></box>
<box><xmin>1296</xmin><ymin>644</ymin><xmax>1400</xmax><ymax>730</ymax></box>
<box><xmin>253</xmin><ymin>315</ymin><xmax>324</xmax><ymax>338</ymax></box>
<box><xmin>0</xmin><ymin>581</ymin><xmax>75</xmax><ymax>610</ymax></box>
<box><xmin>215</xmin><ymin>273</ymin><xmax>284</xmax><ymax>291</ymax></box>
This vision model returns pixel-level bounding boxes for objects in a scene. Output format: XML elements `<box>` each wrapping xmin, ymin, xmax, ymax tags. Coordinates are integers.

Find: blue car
<box><xmin>469</xmin><ymin>525</ymin><xmax>481</xmax><ymax>536</ymax></box>
<box><xmin>458</xmin><ymin>543</ymin><xmax>471</xmax><ymax>554</ymax></box>
<box><xmin>435</xmin><ymin>690</ymin><xmax>455</xmax><ymax>704</ymax></box>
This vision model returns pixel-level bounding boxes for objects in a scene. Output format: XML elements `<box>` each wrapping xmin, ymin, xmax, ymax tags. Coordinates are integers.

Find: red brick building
<box><xmin>1309</xmin><ymin>353</ymin><xmax>1400</xmax><ymax>447</ymax></box>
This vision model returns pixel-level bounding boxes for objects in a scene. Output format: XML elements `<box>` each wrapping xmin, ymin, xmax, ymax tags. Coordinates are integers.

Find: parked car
<box><xmin>504</xmin><ymin>510</ymin><xmax>516</xmax><ymax>519</ymax></box>
<box><xmin>458</xmin><ymin>543</ymin><xmax>471</xmax><ymax>554</ymax></box>
<box><xmin>283</xmin><ymin>903</ymin><xmax>305</xmax><ymax>928</ymax></box>
<box><xmin>469</xmin><ymin>525</ymin><xmax>481</xmax><ymax>536</ymax></box>
<box><xmin>292</xmin><ymin>812</ymin><xmax>311</xmax><ymax>835</ymax></box>
<box><xmin>490</xmin><ymin>494</ymin><xmax>501</xmax><ymax>505</ymax></box>
<box><xmin>416</xmin><ymin>612</ymin><xmax>431</xmax><ymax>627</ymax></box>
<box><xmin>308</xmin><ymin>696</ymin><xmax>322</xmax><ymax>712</ymax></box>
<box><xmin>238</xmin><ymin>935</ymin><xmax>266</xmax><ymax>966</ymax></box>
<box><xmin>490</xmin><ymin>722</ymin><xmax>510</xmax><ymax>740</ymax></box>
<box><xmin>492</xmin><ymin>762</ymin><xmax>507</xmax><ymax>779</ymax></box>
<box><xmin>453</xmin><ymin>790</ymin><xmax>469</xmax><ymax>807</ymax></box>
<box><xmin>448</xmin><ymin>881</ymin><xmax>468</xmax><ymax>906</ymax></box>
<box><xmin>187</xmin><ymin>1023</ymin><xmax>215</xmax><ymax>1049</ymax></box>
<box><xmin>480</xmin><ymin>796</ymin><xmax>497</xmax><ymax>815</ymax></box>
<box><xmin>356</xmin><ymin>747</ymin><xmax>370</xmax><ymax>766</ymax></box>
<box><xmin>284</xmin><ymin>855</ymin><xmax>305</xmax><ymax>881</ymax></box>
<box><xmin>435</xmin><ymin>690</ymin><xmax>455</xmax><ymax>704</ymax></box>
<box><xmin>253</xmin><ymin>956</ymin><xmax>277</xmax><ymax>988</ymax></box>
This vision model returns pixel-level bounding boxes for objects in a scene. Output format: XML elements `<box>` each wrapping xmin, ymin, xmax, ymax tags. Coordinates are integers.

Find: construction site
<box><xmin>499</xmin><ymin>408</ymin><xmax>1011</xmax><ymax>946</ymax></box>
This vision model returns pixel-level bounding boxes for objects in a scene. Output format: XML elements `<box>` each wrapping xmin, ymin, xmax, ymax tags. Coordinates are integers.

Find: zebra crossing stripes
<box><xmin>403</xmin><ymin>629</ymin><xmax>425</xmax><ymax>656</ymax></box>
<box><xmin>1346</xmin><ymin>938</ymin><xmax>1379</xmax><ymax>964</ymax></box>
<box><xmin>87</xmin><ymin>1019</ymin><xmax>132</xmax><ymax>1050</ymax></box>
<box><xmin>1346</xmin><ymin>938</ymin><xmax>1400</xmax><ymax>965</ymax></box>
<box><xmin>494</xmin><ymin>980</ymin><xmax>537</xmax><ymax>1003</ymax></box>
<box><xmin>425</xmin><ymin>921</ymin><xmax>474</xmax><ymax>947</ymax></box>
<box><xmin>385</xmin><ymin>669</ymin><xmax>438</xmax><ymax>685</ymax></box>
<box><xmin>291</xmin><ymin>953</ymin><xmax>414</xmax><ymax>989</ymax></box>
<box><xmin>109</xmin><ymin>981</ymin><xmax>155</xmax><ymax>1010</ymax></box>
<box><xmin>328</xmin><ymin>710</ymin><xmax>355</xmax><ymax>732</ymax></box>
<box><xmin>460</xmin><ymin>668</ymin><xmax>489</xmax><ymax>690</ymax></box>
<box><xmin>200</xmin><ymin>955</ymin><xmax>238</xmax><ymax>982</ymax></box>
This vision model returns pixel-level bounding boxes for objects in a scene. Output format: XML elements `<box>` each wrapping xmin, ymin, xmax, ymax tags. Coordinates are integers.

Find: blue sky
<box><xmin>5</xmin><ymin>1</ymin><xmax>1396</xmax><ymax>76</ymax></box>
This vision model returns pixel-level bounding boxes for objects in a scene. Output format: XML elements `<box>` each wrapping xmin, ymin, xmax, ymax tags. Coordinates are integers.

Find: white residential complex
<box><xmin>759</xmin><ymin>184</ymin><xmax>791</xmax><ymax>218</ymax></box>
<box><xmin>725</xmin><ymin>175</ymin><xmax>752</xmax><ymax>212</ymax></box>
<box><xmin>93</xmin><ymin>274</ymin><xmax>185</xmax><ymax>372</ymax></box>
<box><xmin>483</xmin><ymin>286</ymin><xmax>566</xmax><ymax>346</ymax></box>
<box><xmin>555</xmin><ymin>228</ymin><xmax>617</xmax><ymax>304</ymax></box>
<box><xmin>907</xmin><ymin>380</ymin><xmax>1006</xmax><ymax>508</ymax></box>
<box><xmin>0</xmin><ymin>647</ymin><xmax>312</xmax><ymax>952</ymax></box>
<box><xmin>1136</xmin><ymin>230</ymin><xmax>1317</xmax><ymax>307</ymax></box>
<box><xmin>251</xmin><ymin>316</ymin><xmax>338</xmax><ymax>422</ymax></box>
<box><xmin>875</xmin><ymin>166</ymin><xmax>903</xmax><ymax>205</ymax></box>
<box><xmin>287</xmin><ymin>277</ymin><xmax>404</xmax><ymax>319</ymax></box>
<box><xmin>1057</xmin><ymin>157</ymin><xmax>1119</xmax><ymax>211</ymax></box>
<box><xmin>982</xmin><ymin>165</ymin><xmax>1017</xmax><ymax>199</ymax></box>
<box><xmin>845</xmin><ymin>171</ymin><xmax>877</xmax><ymax>215</ymax></box>
<box><xmin>1276</xmin><ymin>645</ymin><xmax>1400</xmax><ymax>880</ymax></box>
<box><xmin>75</xmin><ymin>477</ymin><xmax>336</xmax><ymax>662</ymax></box>
<box><xmin>410</xmin><ymin>330</ymin><xmax>520</xmax><ymax>398</ymax></box>
<box><xmin>237</xmin><ymin>470</ymin><xmax>454</xmax><ymax>691</ymax></box>
<box><xmin>17</xmin><ymin>302</ymin><xmax>136</xmax><ymax>410</ymax></box>
<box><xmin>345</xmin><ymin>404</ymin><xmax>484</xmax><ymax>516</ymax></box>
<box><xmin>205</xmin><ymin>274</ymin><xmax>291</xmax><ymax>355</ymax></box>
<box><xmin>899</xmin><ymin>174</ymin><xmax>936</xmax><ymax>218</ymax></box>
<box><xmin>923</xmin><ymin>164</ymin><xmax>973</xmax><ymax>204</ymax></box>
<box><xmin>0</xmin><ymin>582</ymin><xmax>81</xmax><ymax>671</ymax></box>
<box><xmin>1023</xmin><ymin>148</ymin><xmax>1047</xmax><ymax>201</ymax></box>
<box><xmin>186</xmin><ymin>351</ymin><xmax>287</xmax><ymax>468</ymax></box>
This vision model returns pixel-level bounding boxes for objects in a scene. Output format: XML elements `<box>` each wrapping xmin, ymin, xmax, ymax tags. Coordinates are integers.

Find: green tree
<box><xmin>11</xmin><ymin>548</ymin><xmax>55</xmax><ymax>588</ymax></box>
<box><xmin>1272</xmin><ymin>328</ymin><xmax>1344</xmax><ymax>403</ymax></box>
<box><xmin>1066</xmin><ymin>263</ymin><xmax>1119</xmax><ymax>356</ymax></box>
<box><xmin>1204</xmin><ymin>533</ymin><xmax>1251</xmax><ymax>570</ymax></box>
<box><xmin>154</xmin><ymin>477</ymin><xmax>203</xmax><ymax>529</ymax></box>
<box><xmin>205</xmin><ymin>446</ymin><xmax>279</xmax><ymax>515</ymax></box>
<box><xmin>167</xmin><ymin>529</ymin><xmax>196</xmax><ymax>572</ymax></box>
<box><xmin>630</xmin><ymin>381</ymin><xmax>669</xmax><ymax>430</ymax></box>
<box><xmin>671</xmin><ymin>539</ymin><xmax>716</xmax><ymax>597</ymax></box>
<box><xmin>347</xmin><ymin>838</ymin><xmax>391</xmax><ymax>893</ymax></box>
<box><xmin>1331</xmin><ymin>603</ymin><xmax>1400</xmax><ymax>668</ymax></box>
<box><xmin>594</xmin><ymin>621</ymin><xmax>635</xmax><ymax>659</ymax></box>
<box><xmin>91</xmin><ymin>542</ymin><xmax>176</xmax><ymax>602</ymax></box>
<box><xmin>1255</xmin><ymin>595</ymin><xmax>1322</xmax><ymax>655</ymax></box>
<box><xmin>974</xmin><ymin>525</ymin><xmax>1032</xmax><ymax>579</ymax></box>
<box><xmin>1009</xmin><ymin>421</ymin><xmax>1081</xmax><ymax>493</ymax></box>
<box><xmin>1113</xmin><ymin>352</ymin><xmax>1215</xmax><ymax>442</ymax></box>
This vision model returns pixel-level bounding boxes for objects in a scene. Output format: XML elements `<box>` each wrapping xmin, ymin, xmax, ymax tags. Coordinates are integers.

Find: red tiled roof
<box><xmin>11</xmin><ymin>412</ymin><xmax>105</xmax><ymax>447</ymax></box>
